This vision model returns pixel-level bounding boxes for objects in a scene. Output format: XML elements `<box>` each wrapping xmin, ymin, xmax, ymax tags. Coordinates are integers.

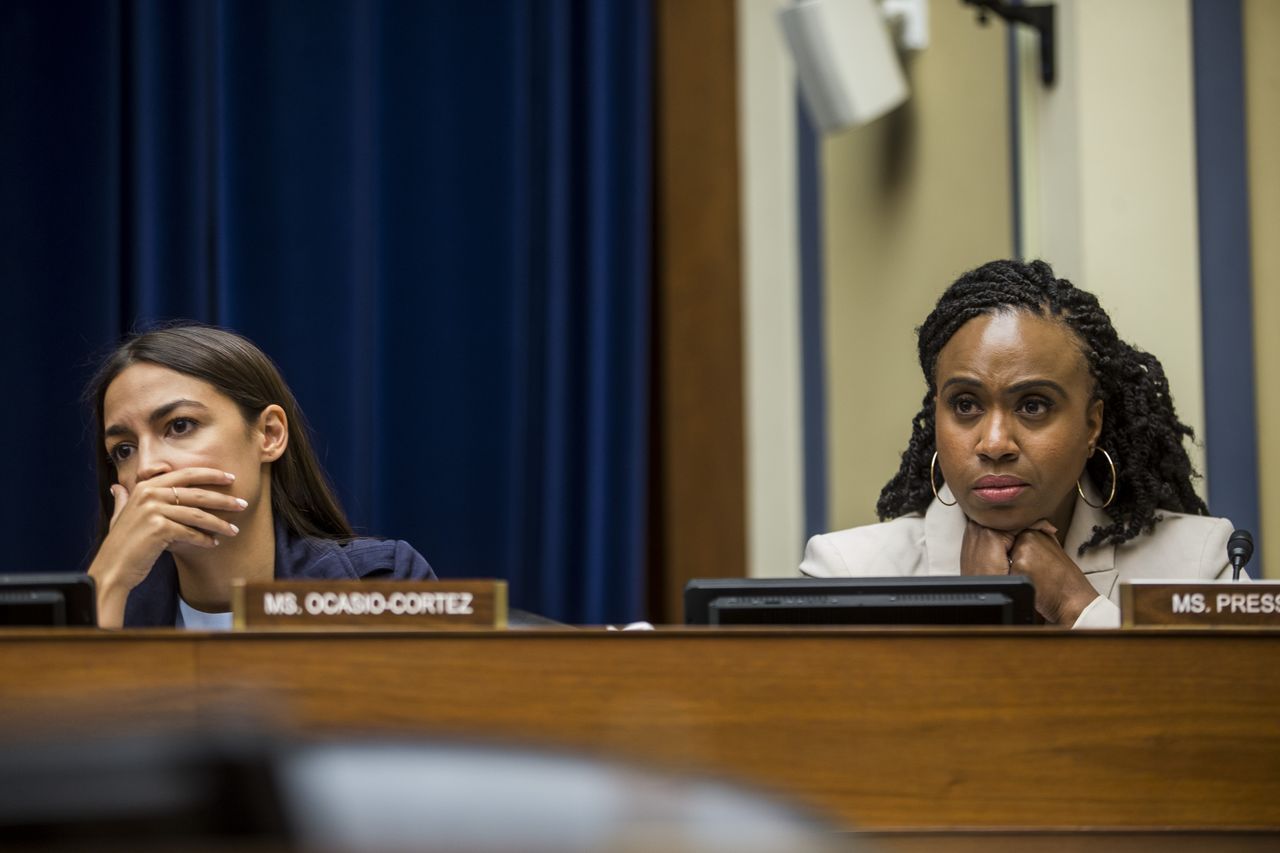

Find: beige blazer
<box><xmin>799</xmin><ymin>480</ymin><xmax>1235</xmax><ymax>628</ymax></box>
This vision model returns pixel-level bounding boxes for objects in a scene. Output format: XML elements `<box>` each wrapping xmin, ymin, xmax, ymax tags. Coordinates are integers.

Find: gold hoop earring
<box><xmin>930</xmin><ymin>451</ymin><xmax>957</xmax><ymax>506</ymax></box>
<box><xmin>1076</xmin><ymin>447</ymin><xmax>1117</xmax><ymax>509</ymax></box>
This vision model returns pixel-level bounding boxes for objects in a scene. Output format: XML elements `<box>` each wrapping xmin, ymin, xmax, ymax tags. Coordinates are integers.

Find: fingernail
<box><xmin>213</xmin><ymin>538</ymin><xmax>221</xmax><ymax>546</ymax></box>
<box><xmin>229</xmin><ymin>524</ymin><xmax>240</xmax><ymax>535</ymax></box>
<box><xmin>235</xmin><ymin>498</ymin><xmax>248</xmax><ymax>509</ymax></box>
<box><xmin>224</xmin><ymin>472</ymin><xmax>236</xmax><ymax>481</ymax></box>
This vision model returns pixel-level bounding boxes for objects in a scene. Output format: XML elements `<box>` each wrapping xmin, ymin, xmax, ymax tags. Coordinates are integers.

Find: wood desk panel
<box><xmin>1</xmin><ymin>629</ymin><xmax>1277</xmax><ymax>831</ymax></box>
<box><xmin>0</xmin><ymin>635</ymin><xmax>196</xmax><ymax>730</ymax></box>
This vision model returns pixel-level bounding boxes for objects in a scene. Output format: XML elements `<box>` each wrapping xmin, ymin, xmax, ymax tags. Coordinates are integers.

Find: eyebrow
<box><xmin>104</xmin><ymin>399</ymin><xmax>210</xmax><ymax>440</ymax></box>
<box><xmin>940</xmin><ymin>377</ymin><xmax>1070</xmax><ymax>397</ymax></box>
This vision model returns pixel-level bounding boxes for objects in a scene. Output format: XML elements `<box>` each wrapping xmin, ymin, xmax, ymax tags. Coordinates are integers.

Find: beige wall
<box><xmin>737</xmin><ymin>0</ymin><xmax>806</xmax><ymax>577</ymax></box>
<box><xmin>1022</xmin><ymin>0</ymin><xmax>1207</xmax><ymax>495</ymax></box>
<box><xmin>822</xmin><ymin>0</ymin><xmax>1013</xmax><ymax>530</ymax></box>
<box><xmin>1246</xmin><ymin>0</ymin><xmax>1280</xmax><ymax>579</ymax></box>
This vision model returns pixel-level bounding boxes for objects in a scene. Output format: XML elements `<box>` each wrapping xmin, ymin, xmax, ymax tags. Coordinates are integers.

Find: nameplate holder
<box><xmin>231</xmin><ymin>580</ymin><xmax>507</xmax><ymax>630</ymax></box>
<box><xmin>1120</xmin><ymin>580</ymin><xmax>1280</xmax><ymax>627</ymax></box>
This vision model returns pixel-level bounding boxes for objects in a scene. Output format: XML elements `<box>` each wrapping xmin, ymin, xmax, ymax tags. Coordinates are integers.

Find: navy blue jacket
<box><xmin>123</xmin><ymin>520</ymin><xmax>437</xmax><ymax>627</ymax></box>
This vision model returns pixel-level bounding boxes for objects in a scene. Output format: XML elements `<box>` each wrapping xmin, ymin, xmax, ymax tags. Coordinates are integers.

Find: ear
<box><xmin>1085</xmin><ymin>398</ymin><xmax>1104</xmax><ymax>453</ymax></box>
<box><xmin>257</xmin><ymin>404</ymin><xmax>289</xmax><ymax>463</ymax></box>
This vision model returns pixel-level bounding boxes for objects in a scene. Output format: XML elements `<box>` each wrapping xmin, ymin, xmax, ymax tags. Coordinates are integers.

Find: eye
<box><xmin>167</xmin><ymin>417</ymin><xmax>198</xmax><ymax>437</ymax></box>
<box><xmin>1018</xmin><ymin>397</ymin><xmax>1054</xmax><ymax>417</ymax></box>
<box><xmin>108</xmin><ymin>444</ymin><xmax>134</xmax><ymax>466</ymax></box>
<box><xmin>949</xmin><ymin>395</ymin><xmax>982</xmax><ymax>417</ymax></box>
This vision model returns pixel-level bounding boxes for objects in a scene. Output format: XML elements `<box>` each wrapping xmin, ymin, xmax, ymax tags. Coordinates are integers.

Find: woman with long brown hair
<box><xmin>86</xmin><ymin>324</ymin><xmax>434</xmax><ymax>628</ymax></box>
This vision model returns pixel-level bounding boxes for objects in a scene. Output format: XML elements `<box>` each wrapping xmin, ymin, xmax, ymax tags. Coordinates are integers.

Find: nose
<box><xmin>134</xmin><ymin>438</ymin><xmax>174</xmax><ymax>483</ymax></box>
<box><xmin>975</xmin><ymin>410</ymin><xmax>1019</xmax><ymax>462</ymax></box>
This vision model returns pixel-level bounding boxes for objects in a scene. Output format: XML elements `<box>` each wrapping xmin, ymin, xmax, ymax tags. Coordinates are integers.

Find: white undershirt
<box><xmin>177</xmin><ymin>597</ymin><xmax>235</xmax><ymax>631</ymax></box>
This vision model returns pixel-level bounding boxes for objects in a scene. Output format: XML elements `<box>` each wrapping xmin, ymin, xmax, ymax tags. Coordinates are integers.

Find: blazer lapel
<box><xmin>1064</xmin><ymin>474</ymin><xmax>1119</xmax><ymax>599</ymax></box>
<box><xmin>924</xmin><ymin>484</ymin><xmax>966</xmax><ymax>576</ymax></box>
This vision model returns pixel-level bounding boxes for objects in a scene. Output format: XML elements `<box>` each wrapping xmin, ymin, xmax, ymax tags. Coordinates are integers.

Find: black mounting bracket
<box><xmin>962</xmin><ymin>0</ymin><xmax>1056</xmax><ymax>86</ymax></box>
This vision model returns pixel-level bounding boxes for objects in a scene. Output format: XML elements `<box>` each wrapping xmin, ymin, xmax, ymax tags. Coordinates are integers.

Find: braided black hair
<box><xmin>876</xmin><ymin>259</ymin><xmax>1208</xmax><ymax>553</ymax></box>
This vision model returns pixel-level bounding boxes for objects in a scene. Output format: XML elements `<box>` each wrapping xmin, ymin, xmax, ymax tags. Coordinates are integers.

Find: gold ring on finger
<box><xmin>172</xmin><ymin>486</ymin><xmax>180</xmax><ymax>506</ymax></box>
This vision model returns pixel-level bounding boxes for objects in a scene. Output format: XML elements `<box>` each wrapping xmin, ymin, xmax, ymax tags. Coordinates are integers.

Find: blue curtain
<box><xmin>0</xmin><ymin>0</ymin><xmax>651</xmax><ymax>624</ymax></box>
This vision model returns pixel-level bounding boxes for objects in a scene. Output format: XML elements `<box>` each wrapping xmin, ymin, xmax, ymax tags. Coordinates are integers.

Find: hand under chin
<box><xmin>965</xmin><ymin>511</ymin><xmax>1059</xmax><ymax>538</ymax></box>
<box><xmin>961</xmin><ymin>506</ymin><xmax>1034</xmax><ymax>533</ymax></box>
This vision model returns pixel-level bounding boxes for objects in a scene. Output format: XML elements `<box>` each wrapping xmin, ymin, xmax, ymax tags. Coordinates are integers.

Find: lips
<box><xmin>971</xmin><ymin>475</ymin><xmax>1029</xmax><ymax>504</ymax></box>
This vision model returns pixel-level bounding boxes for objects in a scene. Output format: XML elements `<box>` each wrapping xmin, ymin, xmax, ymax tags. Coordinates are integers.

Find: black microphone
<box><xmin>1228</xmin><ymin>529</ymin><xmax>1254</xmax><ymax>581</ymax></box>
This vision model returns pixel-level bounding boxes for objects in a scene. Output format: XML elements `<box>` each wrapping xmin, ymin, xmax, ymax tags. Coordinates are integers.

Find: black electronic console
<box><xmin>684</xmin><ymin>576</ymin><xmax>1038</xmax><ymax>626</ymax></box>
<box><xmin>0</xmin><ymin>574</ymin><xmax>97</xmax><ymax>627</ymax></box>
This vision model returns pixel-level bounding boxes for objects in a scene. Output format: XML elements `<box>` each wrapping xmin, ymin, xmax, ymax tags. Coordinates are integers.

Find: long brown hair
<box><xmin>86</xmin><ymin>323</ymin><xmax>354</xmax><ymax>542</ymax></box>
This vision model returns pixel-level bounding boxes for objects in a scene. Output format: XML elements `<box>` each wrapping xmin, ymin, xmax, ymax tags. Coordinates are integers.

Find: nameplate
<box><xmin>1120</xmin><ymin>580</ymin><xmax>1280</xmax><ymax>627</ymax></box>
<box><xmin>231</xmin><ymin>580</ymin><xmax>507</xmax><ymax>630</ymax></box>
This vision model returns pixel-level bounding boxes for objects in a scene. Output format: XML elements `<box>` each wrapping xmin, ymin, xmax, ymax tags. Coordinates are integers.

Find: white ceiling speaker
<box><xmin>778</xmin><ymin>0</ymin><xmax>928</xmax><ymax>133</ymax></box>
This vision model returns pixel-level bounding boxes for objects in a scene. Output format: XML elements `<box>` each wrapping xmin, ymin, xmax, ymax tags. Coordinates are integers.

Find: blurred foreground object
<box><xmin>0</xmin><ymin>730</ymin><xmax>847</xmax><ymax>852</ymax></box>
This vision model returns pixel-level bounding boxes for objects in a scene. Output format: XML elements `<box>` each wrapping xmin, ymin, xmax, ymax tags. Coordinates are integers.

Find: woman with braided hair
<box><xmin>800</xmin><ymin>259</ymin><xmax>1234</xmax><ymax>627</ymax></box>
